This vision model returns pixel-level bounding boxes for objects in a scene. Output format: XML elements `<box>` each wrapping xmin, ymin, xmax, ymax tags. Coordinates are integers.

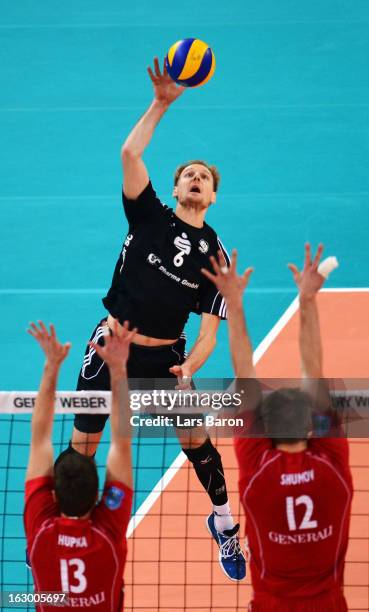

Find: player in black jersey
<box><xmin>58</xmin><ymin>58</ymin><xmax>245</xmax><ymax>580</ymax></box>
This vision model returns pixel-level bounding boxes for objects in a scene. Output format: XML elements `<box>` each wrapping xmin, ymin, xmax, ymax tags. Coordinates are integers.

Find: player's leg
<box><xmin>71</xmin><ymin>429</ymin><xmax>103</xmax><ymax>456</ymax></box>
<box><xmin>158</xmin><ymin>338</ymin><xmax>246</xmax><ymax>580</ymax></box>
<box><xmin>55</xmin><ymin>320</ymin><xmax>110</xmax><ymax>462</ymax></box>
<box><xmin>177</xmin><ymin>427</ymin><xmax>246</xmax><ymax>580</ymax></box>
<box><xmin>128</xmin><ymin>339</ymin><xmax>234</xmax><ymax>521</ymax></box>
<box><xmin>177</xmin><ymin>428</ymin><xmax>233</xmax><ymax>529</ymax></box>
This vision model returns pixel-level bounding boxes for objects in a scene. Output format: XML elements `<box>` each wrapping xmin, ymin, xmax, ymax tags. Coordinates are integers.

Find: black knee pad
<box><xmin>182</xmin><ymin>437</ymin><xmax>221</xmax><ymax>464</ymax></box>
<box><xmin>182</xmin><ymin>437</ymin><xmax>227</xmax><ymax>505</ymax></box>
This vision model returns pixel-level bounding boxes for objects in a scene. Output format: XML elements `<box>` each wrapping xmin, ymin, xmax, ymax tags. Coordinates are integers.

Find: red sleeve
<box><xmin>233</xmin><ymin>379</ymin><xmax>273</xmax><ymax>490</ymax></box>
<box><xmin>23</xmin><ymin>477</ymin><xmax>58</xmax><ymax>549</ymax></box>
<box><xmin>234</xmin><ymin>436</ymin><xmax>272</xmax><ymax>492</ymax></box>
<box><xmin>93</xmin><ymin>480</ymin><xmax>133</xmax><ymax>540</ymax></box>
<box><xmin>310</xmin><ymin>403</ymin><xmax>351</xmax><ymax>473</ymax></box>
<box><xmin>309</xmin><ymin>436</ymin><xmax>350</xmax><ymax>472</ymax></box>
<box><xmin>233</xmin><ymin>399</ymin><xmax>273</xmax><ymax>495</ymax></box>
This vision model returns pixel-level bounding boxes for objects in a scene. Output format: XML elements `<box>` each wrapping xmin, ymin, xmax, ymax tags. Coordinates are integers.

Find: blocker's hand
<box><xmin>148</xmin><ymin>57</ymin><xmax>185</xmax><ymax>106</ymax></box>
<box><xmin>288</xmin><ymin>243</ymin><xmax>325</xmax><ymax>302</ymax></box>
<box><xmin>28</xmin><ymin>321</ymin><xmax>71</xmax><ymax>366</ymax></box>
<box><xmin>169</xmin><ymin>364</ymin><xmax>192</xmax><ymax>390</ymax></box>
<box><xmin>201</xmin><ymin>249</ymin><xmax>253</xmax><ymax>307</ymax></box>
<box><xmin>89</xmin><ymin>320</ymin><xmax>137</xmax><ymax>376</ymax></box>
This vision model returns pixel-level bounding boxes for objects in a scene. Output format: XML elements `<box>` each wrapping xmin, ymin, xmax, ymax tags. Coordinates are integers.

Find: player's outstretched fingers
<box><xmin>201</xmin><ymin>266</ymin><xmax>217</xmax><ymax>283</ymax></box>
<box><xmin>242</xmin><ymin>267</ymin><xmax>254</xmax><ymax>285</ymax></box>
<box><xmin>303</xmin><ymin>243</ymin><xmax>312</xmax><ymax>270</ymax></box>
<box><xmin>312</xmin><ymin>243</ymin><xmax>324</xmax><ymax>270</ymax></box>
<box><xmin>27</xmin><ymin>321</ymin><xmax>41</xmax><ymax>338</ymax></box>
<box><xmin>118</xmin><ymin>320</ymin><xmax>131</xmax><ymax>340</ymax></box>
<box><xmin>111</xmin><ymin>319</ymin><xmax>122</xmax><ymax>337</ymax></box>
<box><xmin>209</xmin><ymin>254</ymin><xmax>221</xmax><ymax>275</ymax></box>
<box><xmin>288</xmin><ymin>263</ymin><xmax>301</xmax><ymax>285</ymax></box>
<box><xmin>230</xmin><ymin>249</ymin><xmax>238</xmax><ymax>271</ymax></box>
<box><xmin>37</xmin><ymin>320</ymin><xmax>49</xmax><ymax>337</ymax></box>
<box><xmin>49</xmin><ymin>323</ymin><xmax>57</xmax><ymax>340</ymax></box>
<box><xmin>62</xmin><ymin>343</ymin><xmax>72</xmax><ymax>359</ymax></box>
<box><xmin>88</xmin><ymin>340</ymin><xmax>105</xmax><ymax>361</ymax></box>
<box><xmin>127</xmin><ymin>327</ymin><xmax>138</xmax><ymax>344</ymax></box>
<box><xmin>88</xmin><ymin>340</ymin><xmax>99</xmax><ymax>351</ymax></box>
<box><xmin>147</xmin><ymin>66</ymin><xmax>158</xmax><ymax>84</ymax></box>
<box><xmin>216</xmin><ymin>248</ymin><xmax>229</xmax><ymax>272</ymax></box>
<box><xmin>154</xmin><ymin>57</ymin><xmax>161</xmax><ymax>77</ymax></box>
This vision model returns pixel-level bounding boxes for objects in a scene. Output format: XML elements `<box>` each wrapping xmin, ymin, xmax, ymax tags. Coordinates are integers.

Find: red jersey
<box><xmin>234</xmin><ymin>430</ymin><xmax>353</xmax><ymax>605</ymax></box>
<box><xmin>24</xmin><ymin>476</ymin><xmax>133</xmax><ymax>611</ymax></box>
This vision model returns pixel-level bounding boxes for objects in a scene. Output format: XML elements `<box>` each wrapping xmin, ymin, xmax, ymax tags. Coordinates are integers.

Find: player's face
<box><xmin>173</xmin><ymin>164</ymin><xmax>217</xmax><ymax>208</ymax></box>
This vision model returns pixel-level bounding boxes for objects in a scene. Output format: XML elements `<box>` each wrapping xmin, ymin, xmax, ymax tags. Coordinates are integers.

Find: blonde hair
<box><xmin>174</xmin><ymin>160</ymin><xmax>220</xmax><ymax>192</ymax></box>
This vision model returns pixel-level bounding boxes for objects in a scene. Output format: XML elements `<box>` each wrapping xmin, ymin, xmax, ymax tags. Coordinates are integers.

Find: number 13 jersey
<box><xmin>24</xmin><ymin>476</ymin><xmax>133</xmax><ymax>611</ymax></box>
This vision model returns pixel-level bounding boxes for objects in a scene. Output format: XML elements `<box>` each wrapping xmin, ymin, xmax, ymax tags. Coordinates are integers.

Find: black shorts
<box><xmin>75</xmin><ymin>319</ymin><xmax>187</xmax><ymax>433</ymax></box>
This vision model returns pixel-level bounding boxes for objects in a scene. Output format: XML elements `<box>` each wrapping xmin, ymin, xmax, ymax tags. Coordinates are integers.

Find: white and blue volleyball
<box><xmin>165</xmin><ymin>38</ymin><xmax>216</xmax><ymax>87</ymax></box>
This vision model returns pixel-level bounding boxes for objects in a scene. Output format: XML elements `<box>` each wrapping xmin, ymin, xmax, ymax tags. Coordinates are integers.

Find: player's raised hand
<box><xmin>288</xmin><ymin>243</ymin><xmax>325</xmax><ymax>301</ymax></box>
<box><xmin>169</xmin><ymin>363</ymin><xmax>193</xmax><ymax>390</ymax></box>
<box><xmin>201</xmin><ymin>249</ymin><xmax>253</xmax><ymax>306</ymax></box>
<box><xmin>89</xmin><ymin>320</ymin><xmax>137</xmax><ymax>377</ymax></box>
<box><xmin>28</xmin><ymin>321</ymin><xmax>71</xmax><ymax>366</ymax></box>
<box><xmin>148</xmin><ymin>57</ymin><xmax>185</xmax><ymax>106</ymax></box>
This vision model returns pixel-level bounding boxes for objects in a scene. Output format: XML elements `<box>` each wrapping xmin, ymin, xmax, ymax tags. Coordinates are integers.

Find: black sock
<box><xmin>54</xmin><ymin>441</ymin><xmax>95</xmax><ymax>468</ymax></box>
<box><xmin>182</xmin><ymin>437</ymin><xmax>228</xmax><ymax>506</ymax></box>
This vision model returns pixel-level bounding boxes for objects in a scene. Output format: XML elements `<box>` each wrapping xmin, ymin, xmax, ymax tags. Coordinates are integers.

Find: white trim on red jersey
<box><xmin>242</xmin><ymin>452</ymin><xmax>282</xmax><ymax>579</ymax></box>
<box><xmin>306</xmin><ymin>451</ymin><xmax>352</xmax><ymax>582</ymax></box>
<box><xmin>91</xmin><ymin>526</ymin><xmax>120</xmax><ymax>612</ymax></box>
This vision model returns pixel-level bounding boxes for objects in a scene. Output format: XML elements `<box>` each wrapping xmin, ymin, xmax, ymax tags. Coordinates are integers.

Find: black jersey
<box><xmin>103</xmin><ymin>181</ymin><xmax>230</xmax><ymax>339</ymax></box>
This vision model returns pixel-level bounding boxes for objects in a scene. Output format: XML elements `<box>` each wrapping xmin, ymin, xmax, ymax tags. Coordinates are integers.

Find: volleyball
<box><xmin>165</xmin><ymin>38</ymin><xmax>216</xmax><ymax>88</ymax></box>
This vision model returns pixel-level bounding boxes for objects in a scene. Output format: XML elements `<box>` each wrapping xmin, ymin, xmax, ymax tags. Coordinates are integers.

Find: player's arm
<box><xmin>89</xmin><ymin>321</ymin><xmax>137</xmax><ymax>489</ymax></box>
<box><xmin>288</xmin><ymin>243</ymin><xmax>334</xmax><ymax>414</ymax></box>
<box><xmin>26</xmin><ymin>322</ymin><xmax>71</xmax><ymax>481</ymax></box>
<box><xmin>170</xmin><ymin>313</ymin><xmax>220</xmax><ymax>384</ymax></box>
<box><xmin>122</xmin><ymin>58</ymin><xmax>185</xmax><ymax>199</ymax></box>
<box><xmin>290</xmin><ymin>246</ymin><xmax>350</xmax><ymax>463</ymax></box>
<box><xmin>201</xmin><ymin>250</ymin><xmax>255</xmax><ymax>378</ymax></box>
<box><xmin>202</xmin><ymin>251</ymin><xmax>263</xmax><ymax>450</ymax></box>
<box><xmin>288</xmin><ymin>243</ymin><xmax>325</xmax><ymax>378</ymax></box>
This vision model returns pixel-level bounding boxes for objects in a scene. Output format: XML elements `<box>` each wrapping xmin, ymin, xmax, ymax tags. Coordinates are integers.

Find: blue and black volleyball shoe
<box><xmin>206</xmin><ymin>512</ymin><xmax>246</xmax><ymax>581</ymax></box>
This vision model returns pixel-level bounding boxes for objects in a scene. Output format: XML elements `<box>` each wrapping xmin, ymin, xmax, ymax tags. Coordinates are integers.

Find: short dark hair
<box><xmin>174</xmin><ymin>160</ymin><xmax>220</xmax><ymax>192</ymax></box>
<box><xmin>54</xmin><ymin>453</ymin><xmax>98</xmax><ymax>517</ymax></box>
<box><xmin>261</xmin><ymin>388</ymin><xmax>313</xmax><ymax>445</ymax></box>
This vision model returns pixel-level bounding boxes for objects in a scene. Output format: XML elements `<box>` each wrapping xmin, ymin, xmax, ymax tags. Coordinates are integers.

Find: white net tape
<box><xmin>0</xmin><ymin>390</ymin><xmax>368</xmax><ymax>415</ymax></box>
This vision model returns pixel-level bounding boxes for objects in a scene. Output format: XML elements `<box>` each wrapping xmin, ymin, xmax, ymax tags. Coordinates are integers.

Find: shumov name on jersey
<box><xmin>280</xmin><ymin>469</ymin><xmax>315</xmax><ymax>486</ymax></box>
<box><xmin>130</xmin><ymin>415</ymin><xmax>244</xmax><ymax>427</ymax></box>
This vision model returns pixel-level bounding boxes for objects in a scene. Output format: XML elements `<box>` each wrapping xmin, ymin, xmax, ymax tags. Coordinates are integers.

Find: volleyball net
<box><xmin>0</xmin><ymin>381</ymin><xmax>368</xmax><ymax>611</ymax></box>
